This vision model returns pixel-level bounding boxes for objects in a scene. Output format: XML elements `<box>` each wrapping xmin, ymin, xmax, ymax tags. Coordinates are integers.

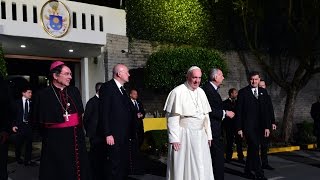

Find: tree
<box><xmin>0</xmin><ymin>45</ymin><xmax>7</xmax><ymax>78</ymax></box>
<box><xmin>231</xmin><ymin>0</ymin><xmax>320</xmax><ymax>142</ymax></box>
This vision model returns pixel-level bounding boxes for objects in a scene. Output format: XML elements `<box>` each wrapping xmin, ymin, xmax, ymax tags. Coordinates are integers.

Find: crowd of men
<box><xmin>1</xmin><ymin>62</ymin><xmax>319</xmax><ymax>180</ymax></box>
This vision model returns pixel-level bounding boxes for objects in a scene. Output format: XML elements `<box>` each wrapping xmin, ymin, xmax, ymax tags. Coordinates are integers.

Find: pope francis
<box><xmin>164</xmin><ymin>66</ymin><xmax>215</xmax><ymax>180</ymax></box>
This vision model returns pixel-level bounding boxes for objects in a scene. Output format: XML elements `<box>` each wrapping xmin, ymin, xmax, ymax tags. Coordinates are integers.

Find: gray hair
<box><xmin>186</xmin><ymin>66</ymin><xmax>201</xmax><ymax>77</ymax></box>
<box><xmin>209</xmin><ymin>68</ymin><xmax>221</xmax><ymax>80</ymax></box>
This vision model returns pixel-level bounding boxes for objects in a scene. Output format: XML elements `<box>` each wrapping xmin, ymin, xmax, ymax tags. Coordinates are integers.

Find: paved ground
<box><xmin>7</xmin><ymin>146</ymin><xmax>320</xmax><ymax>180</ymax></box>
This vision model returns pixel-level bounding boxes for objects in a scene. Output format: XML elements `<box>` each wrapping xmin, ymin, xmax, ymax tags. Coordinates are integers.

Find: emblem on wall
<box><xmin>40</xmin><ymin>0</ymin><xmax>70</xmax><ymax>38</ymax></box>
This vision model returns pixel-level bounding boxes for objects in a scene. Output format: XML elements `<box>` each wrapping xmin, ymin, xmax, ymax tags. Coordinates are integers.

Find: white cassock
<box><xmin>164</xmin><ymin>82</ymin><xmax>215</xmax><ymax>180</ymax></box>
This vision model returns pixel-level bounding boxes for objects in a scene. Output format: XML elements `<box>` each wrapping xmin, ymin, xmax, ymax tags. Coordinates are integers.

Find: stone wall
<box><xmin>104</xmin><ymin>33</ymin><xmax>320</xmax><ymax>122</ymax></box>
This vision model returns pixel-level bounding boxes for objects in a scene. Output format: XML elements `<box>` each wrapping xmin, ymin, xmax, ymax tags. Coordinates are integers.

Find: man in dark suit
<box><xmin>236</xmin><ymin>71</ymin><xmax>271</xmax><ymax>180</ymax></box>
<box><xmin>0</xmin><ymin>76</ymin><xmax>14</xmax><ymax>180</ymax></box>
<box><xmin>311</xmin><ymin>96</ymin><xmax>320</xmax><ymax>151</ymax></box>
<box><xmin>12</xmin><ymin>86</ymin><xmax>35</xmax><ymax>166</ymax></box>
<box><xmin>259</xmin><ymin>80</ymin><xmax>276</xmax><ymax>170</ymax></box>
<box><xmin>83</xmin><ymin>82</ymin><xmax>105</xmax><ymax>180</ymax></box>
<box><xmin>203</xmin><ymin>68</ymin><xmax>235</xmax><ymax>180</ymax></box>
<box><xmin>129</xmin><ymin>89</ymin><xmax>145</xmax><ymax>148</ymax></box>
<box><xmin>223</xmin><ymin>88</ymin><xmax>244</xmax><ymax>163</ymax></box>
<box><xmin>99</xmin><ymin>63</ymin><xmax>136</xmax><ymax>180</ymax></box>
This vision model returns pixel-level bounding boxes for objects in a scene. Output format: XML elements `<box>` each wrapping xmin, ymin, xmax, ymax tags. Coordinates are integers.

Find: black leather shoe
<box><xmin>244</xmin><ymin>171</ymin><xmax>255</xmax><ymax>179</ymax></box>
<box><xmin>262</xmin><ymin>164</ymin><xmax>275</xmax><ymax>170</ymax></box>
<box><xmin>24</xmin><ymin>161</ymin><xmax>37</xmax><ymax>166</ymax></box>
<box><xmin>16</xmin><ymin>158</ymin><xmax>23</xmax><ymax>164</ymax></box>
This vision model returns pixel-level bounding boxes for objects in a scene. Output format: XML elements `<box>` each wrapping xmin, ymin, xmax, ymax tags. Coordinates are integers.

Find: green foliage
<box><xmin>143</xmin><ymin>130</ymin><xmax>168</xmax><ymax>156</ymax></box>
<box><xmin>0</xmin><ymin>45</ymin><xmax>7</xmax><ymax>78</ymax></box>
<box><xmin>126</xmin><ymin>0</ymin><xmax>213</xmax><ymax>47</ymax></box>
<box><xmin>145</xmin><ymin>47</ymin><xmax>227</xmax><ymax>92</ymax></box>
<box><xmin>293</xmin><ymin>121</ymin><xmax>316</xmax><ymax>145</ymax></box>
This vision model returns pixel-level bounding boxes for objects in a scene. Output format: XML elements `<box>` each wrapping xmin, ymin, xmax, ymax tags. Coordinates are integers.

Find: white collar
<box><xmin>209</xmin><ymin>81</ymin><xmax>219</xmax><ymax>90</ymax></box>
<box><xmin>113</xmin><ymin>79</ymin><xmax>123</xmax><ymax>89</ymax></box>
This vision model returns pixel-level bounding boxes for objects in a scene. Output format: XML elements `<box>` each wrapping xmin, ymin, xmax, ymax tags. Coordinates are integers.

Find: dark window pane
<box><xmin>22</xmin><ymin>4</ymin><xmax>27</xmax><ymax>22</ymax></box>
<box><xmin>91</xmin><ymin>14</ymin><xmax>94</xmax><ymax>30</ymax></box>
<box><xmin>12</xmin><ymin>3</ymin><xmax>16</xmax><ymax>20</ymax></box>
<box><xmin>72</xmin><ymin>12</ymin><xmax>77</xmax><ymax>28</ymax></box>
<box><xmin>1</xmin><ymin>2</ymin><xmax>6</xmax><ymax>19</ymax></box>
<box><xmin>99</xmin><ymin>16</ymin><xmax>103</xmax><ymax>32</ymax></box>
<box><xmin>33</xmin><ymin>6</ymin><xmax>37</xmax><ymax>23</ymax></box>
<box><xmin>82</xmin><ymin>13</ymin><xmax>86</xmax><ymax>29</ymax></box>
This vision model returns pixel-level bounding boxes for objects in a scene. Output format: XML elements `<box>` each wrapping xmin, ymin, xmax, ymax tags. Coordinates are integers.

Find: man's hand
<box><xmin>0</xmin><ymin>131</ymin><xmax>9</xmax><ymax>144</ymax></box>
<box><xmin>272</xmin><ymin>124</ymin><xmax>277</xmax><ymax>130</ymax></box>
<box><xmin>226</xmin><ymin>110</ymin><xmax>235</xmax><ymax>119</ymax></box>
<box><xmin>171</xmin><ymin>142</ymin><xmax>181</xmax><ymax>151</ymax></box>
<box><xmin>264</xmin><ymin>129</ymin><xmax>270</xmax><ymax>137</ymax></box>
<box><xmin>137</xmin><ymin>113</ymin><xmax>143</xmax><ymax>118</ymax></box>
<box><xmin>238</xmin><ymin>130</ymin><xmax>243</xmax><ymax>138</ymax></box>
<box><xmin>106</xmin><ymin>135</ymin><xmax>115</xmax><ymax>145</ymax></box>
<box><xmin>208</xmin><ymin>140</ymin><xmax>212</xmax><ymax>147</ymax></box>
<box><xmin>12</xmin><ymin>126</ymin><xmax>18</xmax><ymax>133</ymax></box>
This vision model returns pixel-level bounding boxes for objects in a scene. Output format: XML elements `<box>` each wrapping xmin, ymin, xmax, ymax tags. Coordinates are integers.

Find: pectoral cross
<box><xmin>63</xmin><ymin>111</ymin><xmax>70</xmax><ymax>121</ymax></box>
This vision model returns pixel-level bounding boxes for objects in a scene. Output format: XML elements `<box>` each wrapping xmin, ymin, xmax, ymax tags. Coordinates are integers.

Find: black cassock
<box><xmin>33</xmin><ymin>84</ymin><xmax>91</xmax><ymax>180</ymax></box>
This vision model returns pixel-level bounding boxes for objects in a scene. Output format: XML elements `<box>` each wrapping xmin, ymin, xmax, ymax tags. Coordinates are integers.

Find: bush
<box><xmin>145</xmin><ymin>47</ymin><xmax>227</xmax><ymax>92</ymax></box>
<box><xmin>293</xmin><ymin>121</ymin><xmax>316</xmax><ymax>145</ymax></box>
<box><xmin>142</xmin><ymin>130</ymin><xmax>168</xmax><ymax>157</ymax></box>
<box><xmin>126</xmin><ymin>0</ymin><xmax>213</xmax><ymax>47</ymax></box>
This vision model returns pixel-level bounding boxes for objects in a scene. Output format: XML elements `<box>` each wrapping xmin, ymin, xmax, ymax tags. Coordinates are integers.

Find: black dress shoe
<box><xmin>24</xmin><ymin>161</ymin><xmax>37</xmax><ymax>166</ymax></box>
<box><xmin>16</xmin><ymin>158</ymin><xmax>23</xmax><ymax>164</ymax></box>
<box><xmin>262</xmin><ymin>164</ymin><xmax>275</xmax><ymax>170</ymax></box>
<box><xmin>244</xmin><ymin>171</ymin><xmax>255</xmax><ymax>179</ymax></box>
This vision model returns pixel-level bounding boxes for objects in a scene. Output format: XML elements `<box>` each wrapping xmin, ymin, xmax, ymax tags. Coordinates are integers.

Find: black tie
<box><xmin>120</xmin><ymin>86</ymin><xmax>127</xmax><ymax>96</ymax></box>
<box><xmin>134</xmin><ymin>100</ymin><xmax>139</xmax><ymax>110</ymax></box>
<box><xmin>24</xmin><ymin>100</ymin><xmax>29</xmax><ymax>121</ymax></box>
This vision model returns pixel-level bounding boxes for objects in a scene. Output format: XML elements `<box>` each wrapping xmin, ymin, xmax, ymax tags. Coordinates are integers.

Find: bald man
<box><xmin>98</xmin><ymin>64</ymin><xmax>137</xmax><ymax>179</ymax></box>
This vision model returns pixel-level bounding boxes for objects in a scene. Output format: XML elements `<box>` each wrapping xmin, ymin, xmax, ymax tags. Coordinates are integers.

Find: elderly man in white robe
<box><xmin>164</xmin><ymin>66</ymin><xmax>215</xmax><ymax>180</ymax></box>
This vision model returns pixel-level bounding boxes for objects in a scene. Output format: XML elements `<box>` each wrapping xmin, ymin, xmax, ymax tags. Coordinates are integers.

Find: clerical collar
<box><xmin>209</xmin><ymin>81</ymin><xmax>219</xmax><ymax>91</ymax></box>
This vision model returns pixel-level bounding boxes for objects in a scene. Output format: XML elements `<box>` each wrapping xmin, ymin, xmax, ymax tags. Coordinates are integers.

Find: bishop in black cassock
<box><xmin>33</xmin><ymin>61</ymin><xmax>90</xmax><ymax>180</ymax></box>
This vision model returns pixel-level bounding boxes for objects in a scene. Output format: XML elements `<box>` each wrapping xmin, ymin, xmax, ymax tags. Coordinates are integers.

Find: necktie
<box><xmin>24</xmin><ymin>100</ymin><xmax>29</xmax><ymax>121</ymax></box>
<box><xmin>254</xmin><ymin>89</ymin><xmax>258</xmax><ymax>99</ymax></box>
<box><xmin>134</xmin><ymin>100</ymin><xmax>139</xmax><ymax>110</ymax></box>
<box><xmin>120</xmin><ymin>86</ymin><xmax>127</xmax><ymax>96</ymax></box>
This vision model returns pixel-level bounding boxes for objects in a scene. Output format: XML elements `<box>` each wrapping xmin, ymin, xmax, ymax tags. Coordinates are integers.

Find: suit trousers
<box><xmin>15</xmin><ymin>123</ymin><xmax>32</xmax><ymax>162</ymax></box>
<box><xmin>89</xmin><ymin>137</ymin><xmax>106</xmax><ymax>180</ymax></box>
<box><xmin>210</xmin><ymin>136</ymin><xmax>224</xmax><ymax>180</ymax></box>
<box><xmin>0</xmin><ymin>140</ymin><xmax>8</xmax><ymax>180</ymax></box>
<box><xmin>224</xmin><ymin>124</ymin><xmax>244</xmax><ymax>160</ymax></box>
<box><xmin>260</xmin><ymin>136</ymin><xmax>269</xmax><ymax>166</ymax></box>
<box><xmin>245</xmin><ymin>133</ymin><xmax>263</xmax><ymax>176</ymax></box>
<box><xmin>107</xmin><ymin>140</ymin><xmax>129</xmax><ymax>180</ymax></box>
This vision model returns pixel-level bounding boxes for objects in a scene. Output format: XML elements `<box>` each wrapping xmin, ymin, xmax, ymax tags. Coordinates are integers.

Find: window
<box><xmin>72</xmin><ymin>12</ymin><xmax>77</xmax><ymax>28</ymax></box>
<box><xmin>91</xmin><ymin>14</ymin><xmax>95</xmax><ymax>30</ymax></box>
<box><xmin>82</xmin><ymin>13</ymin><xmax>86</xmax><ymax>29</ymax></box>
<box><xmin>33</xmin><ymin>6</ymin><xmax>37</xmax><ymax>23</ymax></box>
<box><xmin>22</xmin><ymin>4</ymin><xmax>27</xmax><ymax>22</ymax></box>
<box><xmin>99</xmin><ymin>16</ymin><xmax>103</xmax><ymax>31</ymax></box>
<box><xmin>12</xmin><ymin>3</ymin><xmax>16</xmax><ymax>20</ymax></box>
<box><xmin>1</xmin><ymin>1</ymin><xmax>6</xmax><ymax>19</ymax></box>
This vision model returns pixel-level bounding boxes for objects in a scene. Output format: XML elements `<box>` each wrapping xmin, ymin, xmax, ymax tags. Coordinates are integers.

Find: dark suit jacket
<box><xmin>203</xmin><ymin>82</ymin><xmax>224</xmax><ymax>138</ymax></box>
<box><xmin>266</xmin><ymin>94</ymin><xmax>275</xmax><ymax>124</ymax></box>
<box><xmin>223</xmin><ymin>98</ymin><xmax>237</xmax><ymax>128</ymax></box>
<box><xmin>0</xmin><ymin>79</ymin><xmax>14</xmax><ymax>133</ymax></box>
<box><xmin>83</xmin><ymin>95</ymin><xmax>99</xmax><ymax>138</ymax></box>
<box><xmin>235</xmin><ymin>85</ymin><xmax>271</xmax><ymax>137</ymax></box>
<box><xmin>132</xmin><ymin>100</ymin><xmax>145</xmax><ymax>120</ymax></box>
<box><xmin>98</xmin><ymin>79</ymin><xmax>136</xmax><ymax>143</ymax></box>
<box><xmin>13</xmin><ymin>98</ymin><xmax>31</xmax><ymax>127</ymax></box>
